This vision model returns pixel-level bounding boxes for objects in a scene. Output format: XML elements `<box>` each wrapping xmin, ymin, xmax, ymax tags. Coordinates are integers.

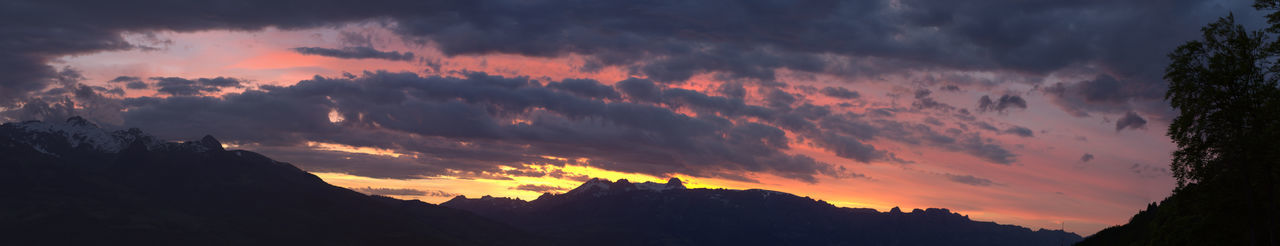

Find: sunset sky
<box><xmin>1</xmin><ymin>0</ymin><xmax>1266</xmax><ymax>235</ymax></box>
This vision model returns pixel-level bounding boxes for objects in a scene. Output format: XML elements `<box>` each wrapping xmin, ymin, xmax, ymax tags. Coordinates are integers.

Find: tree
<box><xmin>1164</xmin><ymin>11</ymin><xmax>1280</xmax><ymax>246</ymax></box>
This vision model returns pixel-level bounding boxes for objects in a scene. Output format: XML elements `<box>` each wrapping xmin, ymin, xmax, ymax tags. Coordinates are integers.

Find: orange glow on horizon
<box><xmin>305</xmin><ymin>141</ymin><xmax>405</xmax><ymax>158</ymax></box>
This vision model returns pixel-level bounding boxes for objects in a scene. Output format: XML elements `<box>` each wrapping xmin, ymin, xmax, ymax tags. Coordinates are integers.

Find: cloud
<box><xmin>938</xmin><ymin>85</ymin><xmax>962</xmax><ymax>92</ymax></box>
<box><xmin>0</xmin><ymin>0</ymin><xmax>1259</xmax><ymax>121</ymax></box>
<box><xmin>545</xmin><ymin>79</ymin><xmax>620</xmax><ymax>100</ymax></box>
<box><xmin>501</xmin><ymin>167</ymin><xmax>591</xmax><ymax>182</ymax></box>
<box><xmin>152</xmin><ymin>77</ymin><xmax>244</xmax><ymax>96</ymax></box>
<box><xmin>126</xmin><ymin>81</ymin><xmax>149</xmax><ymax>89</ymax></box>
<box><xmin>973</xmin><ymin>122</ymin><xmax>999</xmax><ymax>132</ymax></box>
<box><xmin>1115</xmin><ymin>111</ymin><xmax>1147</xmax><ymax>131</ymax></box>
<box><xmin>1003</xmin><ymin>126</ymin><xmax>1034</xmax><ymax>138</ymax></box>
<box><xmin>911</xmin><ymin>88</ymin><xmax>955</xmax><ymax>111</ymax></box>
<box><xmin>944</xmin><ymin>173</ymin><xmax>995</xmax><ymax>186</ymax></box>
<box><xmin>108</xmin><ymin>76</ymin><xmax>142</xmax><ymax>84</ymax></box>
<box><xmin>615</xmin><ymin>78</ymin><xmax>663</xmax><ymax>103</ymax></box>
<box><xmin>1080</xmin><ymin>153</ymin><xmax>1094</xmax><ymax>163</ymax></box>
<box><xmin>1042</xmin><ymin>74</ymin><xmax>1170</xmax><ymax>119</ymax></box>
<box><xmin>762</xmin><ymin>88</ymin><xmax>797</xmax><ymax>109</ymax></box>
<box><xmin>977</xmin><ymin>94</ymin><xmax>1027</xmax><ymax>113</ymax></box>
<box><xmin>351</xmin><ymin>187</ymin><xmax>457</xmax><ymax>197</ymax></box>
<box><xmin>0</xmin><ymin>0</ymin><xmax>434</xmax><ymax>106</ymax></box>
<box><xmin>119</xmin><ymin>71</ymin><xmax>847</xmax><ymax>183</ymax></box>
<box><xmin>352</xmin><ymin>186</ymin><xmax>448</xmax><ymax>197</ymax></box>
<box><xmin>292</xmin><ymin>46</ymin><xmax>416</xmax><ymax>61</ymax></box>
<box><xmin>820</xmin><ymin>86</ymin><xmax>861</xmax><ymax>99</ymax></box>
<box><xmin>821</xmin><ymin>115</ymin><xmax>1017</xmax><ymax>165</ymax></box>
<box><xmin>1130</xmin><ymin>163</ymin><xmax>1170</xmax><ymax>178</ymax></box>
<box><xmin>510</xmin><ymin>184</ymin><xmax>567</xmax><ymax>193</ymax></box>
<box><xmin>6</xmin><ymin>0</ymin><xmax>1221</xmax><ymax>185</ymax></box>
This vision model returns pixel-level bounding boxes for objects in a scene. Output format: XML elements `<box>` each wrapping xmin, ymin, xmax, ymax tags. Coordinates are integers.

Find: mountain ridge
<box><xmin>444</xmin><ymin>177</ymin><xmax>1083</xmax><ymax>246</ymax></box>
<box><xmin>2</xmin><ymin>117</ymin><xmax>1082</xmax><ymax>245</ymax></box>
<box><xmin>0</xmin><ymin>117</ymin><xmax>546</xmax><ymax>245</ymax></box>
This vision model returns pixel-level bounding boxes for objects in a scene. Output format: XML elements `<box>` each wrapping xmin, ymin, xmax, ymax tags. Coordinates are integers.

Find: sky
<box><xmin>0</xmin><ymin>0</ymin><xmax>1267</xmax><ymax>236</ymax></box>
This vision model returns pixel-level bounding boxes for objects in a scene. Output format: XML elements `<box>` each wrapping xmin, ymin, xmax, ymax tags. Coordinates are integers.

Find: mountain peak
<box><xmin>565</xmin><ymin>177</ymin><xmax>686</xmax><ymax>196</ymax></box>
<box><xmin>665</xmin><ymin>177</ymin><xmax>685</xmax><ymax>189</ymax></box>
<box><xmin>65</xmin><ymin>116</ymin><xmax>98</xmax><ymax>128</ymax></box>
<box><xmin>198</xmin><ymin>135</ymin><xmax>224</xmax><ymax>151</ymax></box>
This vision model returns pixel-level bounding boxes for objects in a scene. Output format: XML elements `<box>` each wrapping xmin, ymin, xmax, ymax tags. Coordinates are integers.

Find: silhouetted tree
<box><xmin>1164</xmin><ymin>10</ymin><xmax>1280</xmax><ymax>246</ymax></box>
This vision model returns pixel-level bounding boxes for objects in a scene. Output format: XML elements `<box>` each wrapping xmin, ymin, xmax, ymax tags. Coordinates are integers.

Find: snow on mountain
<box><xmin>11</xmin><ymin>117</ymin><xmax>136</xmax><ymax>153</ymax></box>
<box><xmin>565</xmin><ymin>177</ymin><xmax>687</xmax><ymax>197</ymax></box>
<box><xmin>2</xmin><ymin>117</ymin><xmax>222</xmax><ymax>157</ymax></box>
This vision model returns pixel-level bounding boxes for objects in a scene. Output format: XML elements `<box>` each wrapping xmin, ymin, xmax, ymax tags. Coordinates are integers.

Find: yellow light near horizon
<box><xmin>305</xmin><ymin>141</ymin><xmax>403</xmax><ymax>158</ymax></box>
<box><xmin>309</xmin><ymin>162</ymin><xmax>751</xmax><ymax>203</ymax></box>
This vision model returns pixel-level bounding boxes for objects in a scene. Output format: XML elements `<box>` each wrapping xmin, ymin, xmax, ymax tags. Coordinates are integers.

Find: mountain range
<box><xmin>444</xmin><ymin>177</ymin><xmax>1081</xmax><ymax>245</ymax></box>
<box><xmin>1</xmin><ymin>117</ymin><xmax>1082</xmax><ymax>245</ymax></box>
<box><xmin>0</xmin><ymin>117</ymin><xmax>544</xmax><ymax>245</ymax></box>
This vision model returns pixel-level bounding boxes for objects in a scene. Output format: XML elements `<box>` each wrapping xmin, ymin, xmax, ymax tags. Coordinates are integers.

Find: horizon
<box><xmin>2</xmin><ymin>0</ymin><xmax>1268</xmax><ymax>237</ymax></box>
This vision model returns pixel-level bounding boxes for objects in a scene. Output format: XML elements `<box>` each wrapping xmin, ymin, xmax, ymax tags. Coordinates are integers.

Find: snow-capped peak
<box><xmin>3</xmin><ymin>117</ymin><xmax>223</xmax><ymax>156</ymax></box>
<box><xmin>634</xmin><ymin>177</ymin><xmax>686</xmax><ymax>191</ymax></box>
<box><xmin>566</xmin><ymin>178</ymin><xmax>612</xmax><ymax>194</ymax></box>
<box><xmin>9</xmin><ymin>117</ymin><xmax>139</xmax><ymax>153</ymax></box>
<box><xmin>566</xmin><ymin>177</ymin><xmax>686</xmax><ymax>196</ymax></box>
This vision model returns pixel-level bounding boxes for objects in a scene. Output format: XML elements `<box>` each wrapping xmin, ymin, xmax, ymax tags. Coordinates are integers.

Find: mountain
<box><xmin>444</xmin><ymin>177</ymin><xmax>1083</xmax><ymax>246</ymax></box>
<box><xmin>0</xmin><ymin>117</ymin><xmax>546</xmax><ymax>245</ymax></box>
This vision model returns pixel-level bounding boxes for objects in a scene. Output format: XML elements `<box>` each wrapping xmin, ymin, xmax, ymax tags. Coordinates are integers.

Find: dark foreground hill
<box><xmin>0</xmin><ymin>117</ymin><xmax>544</xmax><ymax>245</ymax></box>
<box><xmin>443</xmin><ymin>177</ymin><xmax>1083</xmax><ymax>246</ymax></box>
<box><xmin>1075</xmin><ymin>180</ymin><xmax>1280</xmax><ymax>246</ymax></box>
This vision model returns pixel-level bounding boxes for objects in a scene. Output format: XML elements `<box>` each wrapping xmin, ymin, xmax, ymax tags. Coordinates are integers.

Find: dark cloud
<box><xmin>821</xmin><ymin>115</ymin><xmax>1017</xmax><ymax>165</ymax></box>
<box><xmin>1130</xmin><ymin>163</ymin><xmax>1171</xmax><ymax>178</ymax></box>
<box><xmin>511</xmin><ymin>184</ymin><xmax>567</xmax><ymax>193</ymax></box>
<box><xmin>1115</xmin><ymin>111</ymin><xmax>1147</xmax><ymax>131</ymax></box>
<box><xmin>126</xmin><ymin>81</ymin><xmax>149</xmax><ymax>89</ymax></box>
<box><xmin>938</xmin><ymin>85</ymin><xmax>962</xmax><ymax>92</ymax></box>
<box><xmin>1003</xmin><ymin>126</ymin><xmax>1033</xmax><ymax>138</ymax></box>
<box><xmin>953</xmin><ymin>134</ymin><xmax>1017</xmax><ymax>164</ymax></box>
<box><xmin>974</xmin><ymin>122</ymin><xmax>999</xmax><ymax>132</ymax></box>
<box><xmin>944</xmin><ymin>173</ymin><xmax>995</xmax><ymax>186</ymax></box>
<box><xmin>911</xmin><ymin>88</ymin><xmax>955</xmax><ymax>111</ymax></box>
<box><xmin>9</xmin><ymin>68</ymin><xmax>1030</xmax><ymax>179</ymax></box>
<box><xmin>924</xmin><ymin>117</ymin><xmax>943</xmax><ymax>126</ymax></box>
<box><xmin>615</xmin><ymin>78</ymin><xmax>664</xmax><ymax>103</ymax></box>
<box><xmin>121</xmin><ymin>72</ymin><xmax>846</xmax><ymax>183</ymax></box>
<box><xmin>762</xmin><ymin>88</ymin><xmax>797</xmax><ymax>109</ymax></box>
<box><xmin>1080</xmin><ymin>153</ymin><xmax>1094</xmax><ymax>163</ymax></box>
<box><xmin>977</xmin><ymin>94</ymin><xmax>1027</xmax><ymax>113</ymax></box>
<box><xmin>293</xmin><ymin>46</ymin><xmax>416</xmax><ymax>61</ymax></box>
<box><xmin>1042</xmin><ymin>73</ymin><xmax>1171</xmax><ymax>120</ymax></box>
<box><xmin>152</xmin><ymin>77</ymin><xmax>244</xmax><ymax>96</ymax></box>
<box><xmin>0</xmin><ymin>0</ymin><xmax>1261</xmax><ymax>121</ymax></box>
<box><xmin>390</xmin><ymin>0</ymin><xmax>1255</xmax><ymax>87</ymax></box>
<box><xmin>717</xmin><ymin>82</ymin><xmax>747</xmax><ymax>98</ymax></box>
<box><xmin>820</xmin><ymin>86</ymin><xmax>861</xmax><ymax>99</ymax></box>
<box><xmin>501</xmin><ymin>167</ymin><xmax>591</xmax><ymax>182</ymax></box>
<box><xmin>812</xmin><ymin>132</ymin><xmax>886</xmax><ymax>163</ymax></box>
<box><xmin>545</xmin><ymin>79</ymin><xmax>620</xmax><ymax>100</ymax></box>
<box><xmin>108</xmin><ymin>76</ymin><xmax>141</xmax><ymax>84</ymax></box>
<box><xmin>4</xmin><ymin>0</ymin><xmax>1238</xmax><ymax>183</ymax></box>
<box><xmin>0</xmin><ymin>0</ymin><xmax>448</xmax><ymax>106</ymax></box>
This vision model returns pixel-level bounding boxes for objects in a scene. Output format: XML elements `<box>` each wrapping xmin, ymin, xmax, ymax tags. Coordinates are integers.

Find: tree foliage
<box><xmin>1165</xmin><ymin>13</ymin><xmax>1278</xmax><ymax>188</ymax></box>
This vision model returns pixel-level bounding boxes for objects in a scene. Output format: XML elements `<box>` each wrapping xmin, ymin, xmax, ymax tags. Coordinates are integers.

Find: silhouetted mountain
<box><xmin>0</xmin><ymin>117</ymin><xmax>545</xmax><ymax>245</ymax></box>
<box><xmin>444</xmin><ymin>178</ymin><xmax>1083</xmax><ymax>246</ymax></box>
